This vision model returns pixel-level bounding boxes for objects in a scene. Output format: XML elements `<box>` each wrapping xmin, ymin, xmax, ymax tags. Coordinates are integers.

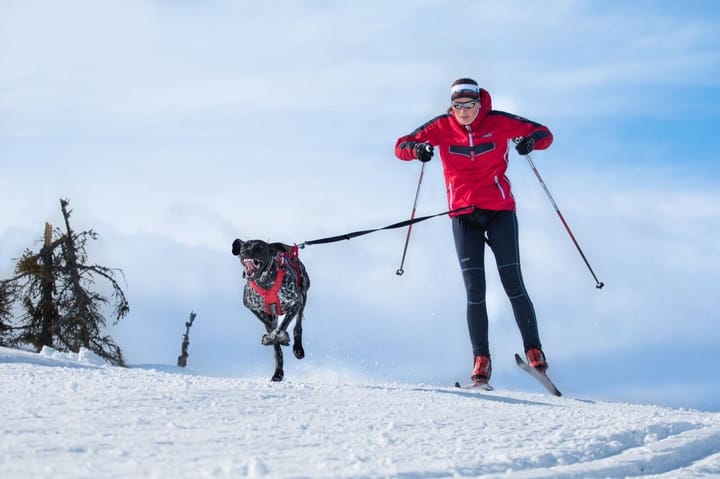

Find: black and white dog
<box><xmin>231</xmin><ymin>238</ymin><xmax>310</xmax><ymax>381</ymax></box>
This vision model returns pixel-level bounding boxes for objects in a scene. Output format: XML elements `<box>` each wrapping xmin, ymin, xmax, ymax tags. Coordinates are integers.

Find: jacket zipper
<box><xmin>494</xmin><ymin>175</ymin><xmax>506</xmax><ymax>200</ymax></box>
<box><xmin>466</xmin><ymin>125</ymin><xmax>475</xmax><ymax>161</ymax></box>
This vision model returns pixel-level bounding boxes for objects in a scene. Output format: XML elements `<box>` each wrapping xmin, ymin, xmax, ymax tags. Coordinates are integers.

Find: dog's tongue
<box><xmin>242</xmin><ymin>259</ymin><xmax>258</xmax><ymax>276</ymax></box>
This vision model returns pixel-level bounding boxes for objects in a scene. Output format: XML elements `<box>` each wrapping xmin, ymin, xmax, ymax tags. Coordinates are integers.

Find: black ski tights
<box><xmin>451</xmin><ymin>208</ymin><xmax>541</xmax><ymax>358</ymax></box>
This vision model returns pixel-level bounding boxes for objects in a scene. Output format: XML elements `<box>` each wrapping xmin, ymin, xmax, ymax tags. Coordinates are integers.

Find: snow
<box><xmin>2</xmin><ymin>346</ymin><xmax>720</xmax><ymax>478</ymax></box>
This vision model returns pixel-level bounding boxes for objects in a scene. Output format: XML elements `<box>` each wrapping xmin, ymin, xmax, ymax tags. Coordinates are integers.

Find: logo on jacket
<box><xmin>449</xmin><ymin>142</ymin><xmax>496</xmax><ymax>158</ymax></box>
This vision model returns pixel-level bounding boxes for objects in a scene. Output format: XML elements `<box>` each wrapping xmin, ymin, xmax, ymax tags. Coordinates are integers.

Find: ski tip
<box><xmin>514</xmin><ymin>353</ymin><xmax>524</xmax><ymax>365</ymax></box>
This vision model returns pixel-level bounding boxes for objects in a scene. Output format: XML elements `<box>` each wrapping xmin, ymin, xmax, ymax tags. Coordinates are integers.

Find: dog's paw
<box><xmin>276</xmin><ymin>330</ymin><xmax>290</xmax><ymax>346</ymax></box>
<box><xmin>293</xmin><ymin>344</ymin><xmax>305</xmax><ymax>360</ymax></box>
<box><xmin>271</xmin><ymin>369</ymin><xmax>284</xmax><ymax>382</ymax></box>
<box><xmin>261</xmin><ymin>330</ymin><xmax>290</xmax><ymax>346</ymax></box>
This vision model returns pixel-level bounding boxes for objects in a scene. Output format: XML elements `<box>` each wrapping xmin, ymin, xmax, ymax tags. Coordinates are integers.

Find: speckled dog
<box><xmin>231</xmin><ymin>238</ymin><xmax>310</xmax><ymax>381</ymax></box>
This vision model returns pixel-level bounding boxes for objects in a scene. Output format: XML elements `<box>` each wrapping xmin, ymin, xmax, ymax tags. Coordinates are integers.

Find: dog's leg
<box><xmin>277</xmin><ymin>308</ymin><xmax>295</xmax><ymax>336</ymax></box>
<box><xmin>252</xmin><ymin>310</ymin><xmax>284</xmax><ymax>381</ymax></box>
<box><xmin>270</xmin><ymin>304</ymin><xmax>298</xmax><ymax>347</ymax></box>
<box><xmin>263</xmin><ymin>322</ymin><xmax>289</xmax><ymax>346</ymax></box>
<box><xmin>250</xmin><ymin>308</ymin><xmax>276</xmax><ymax>329</ymax></box>
<box><xmin>262</xmin><ymin>325</ymin><xmax>289</xmax><ymax>346</ymax></box>
<box><xmin>250</xmin><ymin>309</ymin><xmax>285</xmax><ymax>346</ymax></box>
<box><xmin>272</xmin><ymin>343</ymin><xmax>284</xmax><ymax>382</ymax></box>
<box><xmin>293</xmin><ymin>300</ymin><xmax>306</xmax><ymax>360</ymax></box>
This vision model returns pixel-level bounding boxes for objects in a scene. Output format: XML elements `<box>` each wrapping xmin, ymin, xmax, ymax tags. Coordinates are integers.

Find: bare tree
<box><xmin>53</xmin><ymin>199</ymin><xmax>128</xmax><ymax>365</ymax></box>
<box><xmin>177</xmin><ymin>311</ymin><xmax>197</xmax><ymax>368</ymax></box>
<box><xmin>0</xmin><ymin>199</ymin><xmax>129</xmax><ymax>365</ymax></box>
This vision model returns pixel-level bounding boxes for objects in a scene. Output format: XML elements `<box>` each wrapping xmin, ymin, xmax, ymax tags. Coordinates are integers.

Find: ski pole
<box><xmin>396</xmin><ymin>161</ymin><xmax>426</xmax><ymax>276</ymax></box>
<box><xmin>522</xmin><ymin>149</ymin><xmax>604</xmax><ymax>289</ymax></box>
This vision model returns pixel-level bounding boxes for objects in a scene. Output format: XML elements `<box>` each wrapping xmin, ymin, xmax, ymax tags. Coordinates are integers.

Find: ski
<box><xmin>514</xmin><ymin>353</ymin><xmax>562</xmax><ymax>396</ymax></box>
<box><xmin>454</xmin><ymin>380</ymin><xmax>494</xmax><ymax>391</ymax></box>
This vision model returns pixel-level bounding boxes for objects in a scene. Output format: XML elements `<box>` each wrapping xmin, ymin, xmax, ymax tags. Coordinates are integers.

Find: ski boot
<box><xmin>525</xmin><ymin>348</ymin><xmax>548</xmax><ymax>374</ymax></box>
<box><xmin>471</xmin><ymin>355</ymin><xmax>492</xmax><ymax>385</ymax></box>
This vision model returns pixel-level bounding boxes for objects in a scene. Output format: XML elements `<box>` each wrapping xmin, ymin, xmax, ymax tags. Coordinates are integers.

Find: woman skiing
<box><xmin>394</xmin><ymin>78</ymin><xmax>553</xmax><ymax>386</ymax></box>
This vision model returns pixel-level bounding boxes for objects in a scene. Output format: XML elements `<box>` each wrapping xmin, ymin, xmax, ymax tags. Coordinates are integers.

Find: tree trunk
<box><xmin>177</xmin><ymin>311</ymin><xmax>196</xmax><ymax>367</ymax></box>
<box><xmin>37</xmin><ymin>222</ymin><xmax>57</xmax><ymax>350</ymax></box>
<box><xmin>60</xmin><ymin>200</ymin><xmax>91</xmax><ymax>350</ymax></box>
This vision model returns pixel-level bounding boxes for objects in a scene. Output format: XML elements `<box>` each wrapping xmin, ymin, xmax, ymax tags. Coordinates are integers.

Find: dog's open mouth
<box><xmin>242</xmin><ymin>258</ymin><xmax>262</xmax><ymax>278</ymax></box>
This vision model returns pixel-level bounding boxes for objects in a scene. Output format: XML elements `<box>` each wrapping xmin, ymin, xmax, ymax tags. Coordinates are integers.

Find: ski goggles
<box><xmin>451</xmin><ymin>100</ymin><xmax>480</xmax><ymax>110</ymax></box>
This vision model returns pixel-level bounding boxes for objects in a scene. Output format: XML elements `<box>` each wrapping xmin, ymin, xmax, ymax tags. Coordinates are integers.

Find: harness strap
<box><xmin>249</xmin><ymin>261</ymin><xmax>286</xmax><ymax>316</ymax></box>
<box><xmin>281</xmin><ymin>245</ymin><xmax>303</xmax><ymax>288</ymax></box>
<box><xmin>249</xmin><ymin>245</ymin><xmax>303</xmax><ymax>316</ymax></box>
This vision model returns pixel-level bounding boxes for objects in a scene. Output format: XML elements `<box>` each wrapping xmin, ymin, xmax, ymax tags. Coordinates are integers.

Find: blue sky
<box><xmin>2</xmin><ymin>1</ymin><xmax>719</xmax><ymax>410</ymax></box>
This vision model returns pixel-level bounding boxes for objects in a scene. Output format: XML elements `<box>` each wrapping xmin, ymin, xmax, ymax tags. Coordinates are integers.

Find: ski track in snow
<box><xmin>1</xmin><ymin>347</ymin><xmax>720</xmax><ymax>479</ymax></box>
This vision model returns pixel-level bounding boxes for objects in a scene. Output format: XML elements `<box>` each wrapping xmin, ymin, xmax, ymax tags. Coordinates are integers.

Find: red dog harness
<box><xmin>249</xmin><ymin>245</ymin><xmax>302</xmax><ymax>316</ymax></box>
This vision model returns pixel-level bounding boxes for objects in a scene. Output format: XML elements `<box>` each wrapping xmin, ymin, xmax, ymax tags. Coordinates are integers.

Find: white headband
<box><xmin>451</xmin><ymin>83</ymin><xmax>480</xmax><ymax>94</ymax></box>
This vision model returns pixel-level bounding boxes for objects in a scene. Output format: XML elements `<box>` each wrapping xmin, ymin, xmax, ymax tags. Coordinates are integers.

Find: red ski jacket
<box><xmin>395</xmin><ymin>88</ymin><xmax>553</xmax><ymax>214</ymax></box>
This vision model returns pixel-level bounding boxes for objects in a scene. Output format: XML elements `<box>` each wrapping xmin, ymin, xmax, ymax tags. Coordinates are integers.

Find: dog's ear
<box><xmin>269</xmin><ymin>242</ymin><xmax>292</xmax><ymax>256</ymax></box>
<box><xmin>231</xmin><ymin>239</ymin><xmax>244</xmax><ymax>256</ymax></box>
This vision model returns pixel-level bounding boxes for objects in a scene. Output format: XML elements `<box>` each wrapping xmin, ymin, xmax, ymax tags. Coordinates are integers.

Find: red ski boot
<box><xmin>525</xmin><ymin>348</ymin><xmax>548</xmax><ymax>373</ymax></box>
<box><xmin>471</xmin><ymin>355</ymin><xmax>492</xmax><ymax>385</ymax></box>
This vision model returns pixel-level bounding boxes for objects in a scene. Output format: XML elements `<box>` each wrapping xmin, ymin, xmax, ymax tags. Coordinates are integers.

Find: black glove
<box><xmin>515</xmin><ymin>137</ymin><xmax>535</xmax><ymax>155</ymax></box>
<box><xmin>414</xmin><ymin>142</ymin><xmax>434</xmax><ymax>162</ymax></box>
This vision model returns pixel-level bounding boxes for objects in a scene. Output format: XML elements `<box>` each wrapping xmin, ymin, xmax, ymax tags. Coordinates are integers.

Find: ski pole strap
<box><xmin>299</xmin><ymin>206</ymin><xmax>474</xmax><ymax>248</ymax></box>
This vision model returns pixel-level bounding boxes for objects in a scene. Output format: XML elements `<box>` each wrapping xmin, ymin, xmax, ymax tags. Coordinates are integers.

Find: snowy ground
<box><xmin>2</xmin><ymin>346</ymin><xmax>720</xmax><ymax>479</ymax></box>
